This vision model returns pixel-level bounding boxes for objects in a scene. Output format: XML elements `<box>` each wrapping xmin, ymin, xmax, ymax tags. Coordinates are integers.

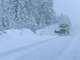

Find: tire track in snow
<box><xmin>55</xmin><ymin>37</ymin><xmax>73</xmax><ymax>60</ymax></box>
<box><xmin>0</xmin><ymin>36</ymin><xmax>59</xmax><ymax>57</ymax></box>
<box><xmin>54</xmin><ymin>32</ymin><xmax>76</xmax><ymax>60</ymax></box>
<box><xmin>15</xmin><ymin>36</ymin><xmax>71</xmax><ymax>60</ymax></box>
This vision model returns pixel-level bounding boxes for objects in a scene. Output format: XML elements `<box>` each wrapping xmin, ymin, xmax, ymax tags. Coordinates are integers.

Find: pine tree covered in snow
<box><xmin>0</xmin><ymin>0</ymin><xmax>56</xmax><ymax>32</ymax></box>
<box><xmin>35</xmin><ymin>0</ymin><xmax>56</xmax><ymax>28</ymax></box>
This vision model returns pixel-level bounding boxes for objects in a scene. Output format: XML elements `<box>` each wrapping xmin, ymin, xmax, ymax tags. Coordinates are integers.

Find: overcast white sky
<box><xmin>54</xmin><ymin>0</ymin><xmax>80</xmax><ymax>26</ymax></box>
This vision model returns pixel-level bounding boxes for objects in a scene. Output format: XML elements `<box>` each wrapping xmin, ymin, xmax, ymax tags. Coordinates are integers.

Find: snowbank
<box><xmin>0</xmin><ymin>29</ymin><xmax>39</xmax><ymax>53</ymax></box>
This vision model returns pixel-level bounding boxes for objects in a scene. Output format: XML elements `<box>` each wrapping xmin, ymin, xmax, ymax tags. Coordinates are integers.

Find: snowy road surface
<box><xmin>0</xmin><ymin>26</ymin><xmax>79</xmax><ymax>60</ymax></box>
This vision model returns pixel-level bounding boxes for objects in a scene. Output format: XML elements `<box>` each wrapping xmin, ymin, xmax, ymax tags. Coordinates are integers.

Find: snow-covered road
<box><xmin>0</xmin><ymin>23</ymin><xmax>79</xmax><ymax>60</ymax></box>
<box><xmin>0</xmin><ymin>29</ymin><xmax>75</xmax><ymax>60</ymax></box>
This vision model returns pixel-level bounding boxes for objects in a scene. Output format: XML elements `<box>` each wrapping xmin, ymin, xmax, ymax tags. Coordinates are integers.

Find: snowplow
<box><xmin>54</xmin><ymin>24</ymin><xmax>70</xmax><ymax>35</ymax></box>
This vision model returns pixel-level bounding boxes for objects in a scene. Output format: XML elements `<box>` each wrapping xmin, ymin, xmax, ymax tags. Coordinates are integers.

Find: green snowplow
<box><xmin>55</xmin><ymin>24</ymin><xmax>70</xmax><ymax>35</ymax></box>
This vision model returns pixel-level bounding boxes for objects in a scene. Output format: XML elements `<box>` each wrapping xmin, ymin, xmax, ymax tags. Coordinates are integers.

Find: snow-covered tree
<box><xmin>0</xmin><ymin>0</ymin><xmax>10</xmax><ymax>31</ymax></box>
<box><xmin>58</xmin><ymin>14</ymin><xmax>71</xmax><ymax>26</ymax></box>
<box><xmin>14</xmin><ymin>0</ymin><xmax>56</xmax><ymax>31</ymax></box>
<box><xmin>0</xmin><ymin>0</ymin><xmax>56</xmax><ymax>32</ymax></box>
<box><xmin>35</xmin><ymin>0</ymin><xmax>56</xmax><ymax>28</ymax></box>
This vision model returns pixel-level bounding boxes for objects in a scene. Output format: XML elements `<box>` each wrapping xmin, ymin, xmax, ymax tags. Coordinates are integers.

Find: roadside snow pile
<box><xmin>0</xmin><ymin>29</ymin><xmax>39</xmax><ymax>53</ymax></box>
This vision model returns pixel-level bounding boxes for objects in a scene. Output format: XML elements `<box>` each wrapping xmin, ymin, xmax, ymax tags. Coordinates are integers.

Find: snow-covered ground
<box><xmin>0</xmin><ymin>28</ymin><xmax>69</xmax><ymax>60</ymax></box>
<box><xmin>0</xmin><ymin>22</ymin><xmax>79</xmax><ymax>60</ymax></box>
